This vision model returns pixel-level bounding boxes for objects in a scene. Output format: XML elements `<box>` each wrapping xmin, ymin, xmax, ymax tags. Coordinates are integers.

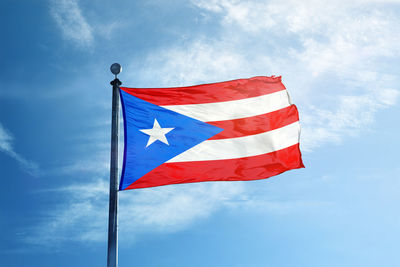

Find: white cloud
<box><xmin>56</xmin><ymin>158</ymin><xmax>109</xmax><ymax>176</ymax></box>
<box><xmin>0</xmin><ymin>123</ymin><xmax>13</xmax><ymax>152</ymax></box>
<box><xmin>0</xmin><ymin>122</ymin><xmax>39</xmax><ymax>176</ymax></box>
<box><xmin>95</xmin><ymin>21</ymin><xmax>124</xmax><ymax>40</ymax></box>
<box><xmin>25</xmin><ymin>179</ymin><xmax>245</xmax><ymax>245</ymax></box>
<box><xmin>24</xmin><ymin>179</ymin><xmax>108</xmax><ymax>245</ymax></box>
<box><xmin>50</xmin><ymin>0</ymin><xmax>94</xmax><ymax>47</ymax></box>
<box><xmin>193</xmin><ymin>0</ymin><xmax>400</xmax><ymax>35</ymax></box>
<box><xmin>131</xmin><ymin>39</ymin><xmax>253</xmax><ymax>87</ymax></box>
<box><xmin>301</xmin><ymin>88</ymin><xmax>399</xmax><ymax>150</ymax></box>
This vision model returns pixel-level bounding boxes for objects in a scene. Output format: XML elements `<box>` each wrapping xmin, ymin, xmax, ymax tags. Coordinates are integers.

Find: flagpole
<box><xmin>108</xmin><ymin>63</ymin><xmax>122</xmax><ymax>267</ymax></box>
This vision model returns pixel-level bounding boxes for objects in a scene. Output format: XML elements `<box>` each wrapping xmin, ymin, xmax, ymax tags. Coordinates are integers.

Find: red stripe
<box><xmin>120</xmin><ymin>76</ymin><xmax>285</xmax><ymax>106</ymax></box>
<box><xmin>208</xmin><ymin>105</ymin><xmax>299</xmax><ymax>140</ymax></box>
<box><xmin>125</xmin><ymin>144</ymin><xmax>304</xmax><ymax>190</ymax></box>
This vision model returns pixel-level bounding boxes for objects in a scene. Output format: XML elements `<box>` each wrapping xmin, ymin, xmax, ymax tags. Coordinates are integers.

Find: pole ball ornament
<box><xmin>110</xmin><ymin>63</ymin><xmax>122</xmax><ymax>76</ymax></box>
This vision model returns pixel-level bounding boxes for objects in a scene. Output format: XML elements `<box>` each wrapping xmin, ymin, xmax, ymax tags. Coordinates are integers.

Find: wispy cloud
<box><xmin>301</xmin><ymin>88</ymin><xmax>399</xmax><ymax>150</ymax></box>
<box><xmin>0</xmin><ymin>122</ymin><xmax>39</xmax><ymax>176</ymax></box>
<box><xmin>24</xmin><ymin>175</ymin><xmax>331</xmax><ymax>247</ymax></box>
<box><xmin>131</xmin><ymin>39</ymin><xmax>252</xmax><ymax>87</ymax></box>
<box><xmin>25</xmin><ymin>179</ymin><xmax>245</xmax><ymax>246</ymax></box>
<box><xmin>50</xmin><ymin>0</ymin><xmax>94</xmax><ymax>47</ymax></box>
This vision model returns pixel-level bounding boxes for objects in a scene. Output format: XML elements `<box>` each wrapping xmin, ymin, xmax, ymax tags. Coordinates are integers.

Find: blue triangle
<box><xmin>119</xmin><ymin>90</ymin><xmax>223</xmax><ymax>190</ymax></box>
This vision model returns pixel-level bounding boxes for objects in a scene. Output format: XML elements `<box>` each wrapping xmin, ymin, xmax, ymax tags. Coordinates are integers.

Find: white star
<box><xmin>139</xmin><ymin>119</ymin><xmax>175</xmax><ymax>148</ymax></box>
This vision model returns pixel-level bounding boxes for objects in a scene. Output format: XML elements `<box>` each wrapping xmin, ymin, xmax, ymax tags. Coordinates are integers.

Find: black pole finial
<box><xmin>110</xmin><ymin>63</ymin><xmax>122</xmax><ymax>77</ymax></box>
<box><xmin>110</xmin><ymin>63</ymin><xmax>122</xmax><ymax>86</ymax></box>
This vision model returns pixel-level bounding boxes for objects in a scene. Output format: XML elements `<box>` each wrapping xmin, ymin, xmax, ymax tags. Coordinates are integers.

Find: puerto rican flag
<box><xmin>119</xmin><ymin>76</ymin><xmax>304</xmax><ymax>190</ymax></box>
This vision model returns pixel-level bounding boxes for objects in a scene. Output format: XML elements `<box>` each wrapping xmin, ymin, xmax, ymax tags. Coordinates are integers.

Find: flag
<box><xmin>119</xmin><ymin>76</ymin><xmax>304</xmax><ymax>190</ymax></box>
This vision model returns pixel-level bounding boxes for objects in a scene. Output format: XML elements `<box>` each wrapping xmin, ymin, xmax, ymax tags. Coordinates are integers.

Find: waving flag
<box><xmin>119</xmin><ymin>76</ymin><xmax>304</xmax><ymax>190</ymax></box>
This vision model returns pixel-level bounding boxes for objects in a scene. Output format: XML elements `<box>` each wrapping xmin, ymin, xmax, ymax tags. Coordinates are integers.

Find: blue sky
<box><xmin>1</xmin><ymin>0</ymin><xmax>400</xmax><ymax>266</ymax></box>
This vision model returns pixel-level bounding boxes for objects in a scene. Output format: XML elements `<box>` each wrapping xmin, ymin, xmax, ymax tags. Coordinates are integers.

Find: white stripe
<box><xmin>168</xmin><ymin>121</ymin><xmax>300</xmax><ymax>162</ymax></box>
<box><xmin>161</xmin><ymin>90</ymin><xmax>291</xmax><ymax>122</ymax></box>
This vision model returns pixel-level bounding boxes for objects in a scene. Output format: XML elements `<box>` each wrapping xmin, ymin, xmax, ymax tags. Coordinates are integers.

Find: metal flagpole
<box><xmin>108</xmin><ymin>63</ymin><xmax>122</xmax><ymax>267</ymax></box>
